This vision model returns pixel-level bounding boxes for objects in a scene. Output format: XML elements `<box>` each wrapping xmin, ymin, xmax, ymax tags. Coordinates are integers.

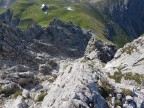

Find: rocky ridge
<box><xmin>0</xmin><ymin>10</ymin><xmax>116</xmax><ymax>108</ymax></box>
<box><xmin>0</xmin><ymin>9</ymin><xmax>144</xmax><ymax>108</ymax></box>
<box><xmin>104</xmin><ymin>0</ymin><xmax>144</xmax><ymax>38</ymax></box>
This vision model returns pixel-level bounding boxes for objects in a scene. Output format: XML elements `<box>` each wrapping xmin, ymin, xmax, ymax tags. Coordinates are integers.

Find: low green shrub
<box><xmin>98</xmin><ymin>80</ymin><xmax>113</xmax><ymax>99</ymax></box>
<box><xmin>122</xmin><ymin>89</ymin><xmax>132</xmax><ymax>96</ymax></box>
<box><xmin>36</xmin><ymin>92</ymin><xmax>47</xmax><ymax>102</ymax></box>
<box><xmin>108</xmin><ymin>71</ymin><xmax>123</xmax><ymax>83</ymax></box>
<box><xmin>13</xmin><ymin>90</ymin><xmax>23</xmax><ymax>98</ymax></box>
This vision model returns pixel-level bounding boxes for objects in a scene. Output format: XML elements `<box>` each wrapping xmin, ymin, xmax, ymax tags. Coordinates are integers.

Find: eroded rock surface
<box><xmin>0</xmin><ymin>9</ymin><xmax>144</xmax><ymax>108</ymax></box>
<box><xmin>0</xmin><ymin>10</ymin><xmax>110</xmax><ymax>108</ymax></box>
<box><xmin>105</xmin><ymin>35</ymin><xmax>144</xmax><ymax>74</ymax></box>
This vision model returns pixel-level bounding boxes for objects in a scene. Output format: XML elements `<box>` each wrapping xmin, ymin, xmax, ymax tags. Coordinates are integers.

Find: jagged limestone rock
<box><xmin>22</xmin><ymin>89</ymin><xmax>30</xmax><ymax>99</ymax></box>
<box><xmin>105</xmin><ymin>36</ymin><xmax>144</xmax><ymax>74</ymax></box>
<box><xmin>41</xmin><ymin>60</ymin><xmax>109</xmax><ymax>108</ymax></box>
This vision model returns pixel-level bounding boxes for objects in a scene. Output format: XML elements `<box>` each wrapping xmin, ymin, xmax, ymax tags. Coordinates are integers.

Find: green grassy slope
<box><xmin>0</xmin><ymin>0</ymin><xmax>132</xmax><ymax>47</ymax></box>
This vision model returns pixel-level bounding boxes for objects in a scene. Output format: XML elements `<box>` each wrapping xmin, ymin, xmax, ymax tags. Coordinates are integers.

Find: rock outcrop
<box><xmin>105</xmin><ymin>35</ymin><xmax>144</xmax><ymax>74</ymax></box>
<box><xmin>41</xmin><ymin>60</ymin><xmax>109</xmax><ymax>108</ymax></box>
<box><xmin>0</xmin><ymin>9</ymin><xmax>20</xmax><ymax>27</ymax></box>
<box><xmin>104</xmin><ymin>35</ymin><xmax>144</xmax><ymax>107</ymax></box>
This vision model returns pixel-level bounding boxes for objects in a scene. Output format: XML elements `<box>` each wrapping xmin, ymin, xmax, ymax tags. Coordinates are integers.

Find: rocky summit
<box><xmin>0</xmin><ymin>1</ymin><xmax>144</xmax><ymax>108</ymax></box>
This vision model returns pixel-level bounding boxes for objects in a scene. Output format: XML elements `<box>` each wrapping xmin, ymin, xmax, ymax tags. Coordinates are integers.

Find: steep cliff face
<box><xmin>105</xmin><ymin>0</ymin><xmax>144</xmax><ymax>38</ymax></box>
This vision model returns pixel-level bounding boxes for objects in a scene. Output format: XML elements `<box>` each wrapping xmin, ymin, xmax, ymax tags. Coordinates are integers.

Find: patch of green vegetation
<box><xmin>36</xmin><ymin>92</ymin><xmax>47</xmax><ymax>102</ymax></box>
<box><xmin>98</xmin><ymin>80</ymin><xmax>113</xmax><ymax>99</ymax></box>
<box><xmin>122</xmin><ymin>45</ymin><xmax>138</xmax><ymax>54</ymax></box>
<box><xmin>39</xmin><ymin>74</ymin><xmax>57</xmax><ymax>83</ymax></box>
<box><xmin>133</xmin><ymin>73</ymin><xmax>144</xmax><ymax>85</ymax></box>
<box><xmin>0</xmin><ymin>9</ymin><xmax>5</xmax><ymax>14</ymax></box>
<box><xmin>101</xmin><ymin>63</ymin><xmax>106</xmax><ymax>68</ymax></box>
<box><xmin>108</xmin><ymin>71</ymin><xmax>123</xmax><ymax>83</ymax></box>
<box><xmin>122</xmin><ymin>88</ymin><xmax>132</xmax><ymax>96</ymax></box>
<box><xmin>115</xmin><ymin>99</ymin><xmax>122</xmax><ymax>107</ymax></box>
<box><xmin>13</xmin><ymin>90</ymin><xmax>22</xmax><ymax>98</ymax></box>
<box><xmin>48</xmin><ymin>78</ymin><xmax>56</xmax><ymax>83</ymax></box>
<box><xmin>124</xmin><ymin>72</ymin><xmax>133</xmax><ymax>80</ymax></box>
<box><xmin>124</xmin><ymin>73</ymin><xmax>144</xmax><ymax>84</ymax></box>
<box><xmin>80</xmin><ymin>58</ymin><xmax>87</xmax><ymax>63</ymax></box>
<box><xmin>1</xmin><ymin>89</ymin><xmax>22</xmax><ymax>98</ymax></box>
<box><xmin>108</xmin><ymin>66</ymin><xmax>127</xmax><ymax>83</ymax></box>
<box><xmin>112</xmin><ymin>24</ymin><xmax>132</xmax><ymax>47</ymax></box>
<box><xmin>108</xmin><ymin>70</ymin><xmax>144</xmax><ymax>85</ymax></box>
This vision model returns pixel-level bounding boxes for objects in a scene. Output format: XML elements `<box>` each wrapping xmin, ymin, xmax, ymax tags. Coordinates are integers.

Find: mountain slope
<box><xmin>104</xmin><ymin>0</ymin><xmax>144</xmax><ymax>38</ymax></box>
<box><xmin>1</xmin><ymin>0</ymin><xmax>144</xmax><ymax>47</ymax></box>
<box><xmin>0</xmin><ymin>0</ymin><xmax>132</xmax><ymax>47</ymax></box>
